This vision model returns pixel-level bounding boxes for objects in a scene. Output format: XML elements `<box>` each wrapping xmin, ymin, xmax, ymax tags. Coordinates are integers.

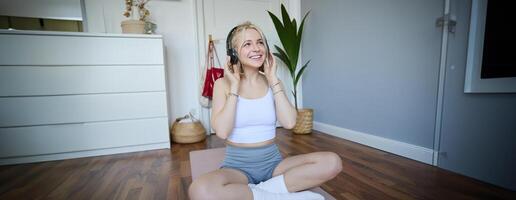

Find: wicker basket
<box><xmin>121</xmin><ymin>20</ymin><xmax>145</xmax><ymax>34</ymax></box>
<box><xmin>292</xmin><ymin>108</ymin><xmax>313</xmax><ymax>134</ymax></box>
<box><xmin>171</xmin><ymin>114</ymin><xmax>206</xmax><ymax>144</ymax></box>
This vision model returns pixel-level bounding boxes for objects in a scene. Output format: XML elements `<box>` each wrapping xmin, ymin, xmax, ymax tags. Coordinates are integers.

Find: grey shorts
<box><xmin>220</xmin><ymin>143</ymin><xmax>283</xmax><ymax>184</ymax></box>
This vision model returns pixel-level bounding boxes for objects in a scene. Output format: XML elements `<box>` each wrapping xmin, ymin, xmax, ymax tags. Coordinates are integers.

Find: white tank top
<box><xmin>227</xmin><ymin>88</ymin><xmax>276</xmax><ymax>143</ymax></box>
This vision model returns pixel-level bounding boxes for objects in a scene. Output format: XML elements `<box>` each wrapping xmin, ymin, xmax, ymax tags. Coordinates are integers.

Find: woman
<box><xmin>189</xmin><ymin>22</ymin><xmax>342</xmax><ymax>200</ymax></box>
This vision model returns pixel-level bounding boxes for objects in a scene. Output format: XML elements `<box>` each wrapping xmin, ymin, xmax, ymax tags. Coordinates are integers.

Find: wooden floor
<box><xmin>0</xmin><ymin>129</ymin><xmax>515</xmax><ymax>200</ymax></box>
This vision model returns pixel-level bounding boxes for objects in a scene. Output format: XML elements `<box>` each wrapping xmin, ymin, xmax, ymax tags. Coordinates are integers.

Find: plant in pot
<box><xmin>122</xmin><ymin>0</ymin><xmax>151</xmax><ymax>34</ymax></box>
<box><xmin>268</xmin><ymin>4</ymin><xmax>312</xmax><ymax>134</ymax></box>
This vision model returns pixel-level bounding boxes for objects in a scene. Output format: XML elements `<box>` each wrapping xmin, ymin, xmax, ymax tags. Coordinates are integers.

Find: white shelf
<box><xmin>0</xmin><ymin>31</ymin><xmax>170</xmax><ymax>165</ymax></box>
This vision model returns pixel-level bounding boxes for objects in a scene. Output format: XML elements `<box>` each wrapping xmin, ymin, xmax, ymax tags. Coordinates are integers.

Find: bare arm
<box><xmin>211</xmin><ymin>57</ymin><xmax>241</xmax><ymax>139</ymax></box>
<box><xmin>263</xmin><ymin>53</ymin><xmax>297</xmax><ymax>129</ymax></box>
<box><xmin>268</xmin><ymin>77</ymin><xmax>297</xmax><ymax>129</ymax></box>
<box><xmin>210</xmin><ymin>78</ymin><xmax>239</xmax><ymax>139</ymax></box>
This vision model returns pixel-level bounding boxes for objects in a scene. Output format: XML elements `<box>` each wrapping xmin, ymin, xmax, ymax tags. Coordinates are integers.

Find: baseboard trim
<box><xmin>0</xmin><ymin>142</ymin><xmax>171</xmax><ymax>166</ymax></box>
<box><xmin>313</xmin><ymin>121</ymin><xmax>434</xmax><ymax>165</ymax></box>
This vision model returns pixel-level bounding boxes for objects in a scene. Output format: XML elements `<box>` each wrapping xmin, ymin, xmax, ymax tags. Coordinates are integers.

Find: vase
<box><xmin>144</xmin><ymin>21</ymin><xmax>157</xmax><ymax>34</ymax></box>
<box><xmin>121</xmin><ymin>20</ymin><xmax>145</xmax><ymax>34</ymax></box>
<box><xmin>292</xmin><ymin>108</ymin><xmax>313</xmax><ymax>134</ymax></box>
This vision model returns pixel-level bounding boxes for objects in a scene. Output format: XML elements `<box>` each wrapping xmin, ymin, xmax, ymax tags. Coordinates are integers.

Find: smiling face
<box><xmin>234</xmin><ymin>28</ymin><xmax>268</xmax><ymax>69</ymax></box>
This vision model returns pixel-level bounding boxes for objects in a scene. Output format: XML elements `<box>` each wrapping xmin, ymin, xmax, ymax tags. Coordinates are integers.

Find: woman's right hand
<box><xmin>224</xmin><ymin>56</ymin><xmax>241</xmax><ymax>92</ymax></box>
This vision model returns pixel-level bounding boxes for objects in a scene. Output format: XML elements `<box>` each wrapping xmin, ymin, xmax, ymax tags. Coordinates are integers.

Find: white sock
<box><xmin>254</xmin><ymin>174</ymin><xmax>289</xmax><ymax>193</ymax></box>
<box><xmin>250</xmin><ymin>186</ymin><xmax>325</xmax><ymax>200</ymax></box>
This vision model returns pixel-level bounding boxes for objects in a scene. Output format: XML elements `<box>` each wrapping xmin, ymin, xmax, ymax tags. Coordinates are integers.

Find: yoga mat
<box><xmin>190</xmin><ymin>148</ymin><xmax>336</xmax><ymax>200</ymax></box>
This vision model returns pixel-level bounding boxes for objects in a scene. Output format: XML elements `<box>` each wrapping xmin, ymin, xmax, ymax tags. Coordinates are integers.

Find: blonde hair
<box><xmin>230</xmin><ymin>21</ymin><xmax>267</xmax><ymax>49</ymax></box>
<box><xmin>229</xmin><ymin>21</ymin><xmax>269</xmax><ymax>73</ymax></box>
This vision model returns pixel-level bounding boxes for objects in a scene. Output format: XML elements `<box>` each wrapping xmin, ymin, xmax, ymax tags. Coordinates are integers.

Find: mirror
<box><xmin>0</xmin><ymin>0</ymin><xmax>85</xmax><ymax>32</ymax></box>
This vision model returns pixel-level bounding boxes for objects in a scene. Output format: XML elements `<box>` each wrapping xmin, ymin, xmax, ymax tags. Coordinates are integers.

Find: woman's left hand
<box><xmin>263</xmin><ymin>52</ymin><xmax>278</xmax><ymax>83</ymax></box>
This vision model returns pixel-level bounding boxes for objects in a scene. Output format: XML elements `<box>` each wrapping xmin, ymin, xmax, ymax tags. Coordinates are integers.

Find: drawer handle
<box><xmin>53</xmin><ymin>122</ymin><xmax>87</xmax><ymax>126</ymax></box>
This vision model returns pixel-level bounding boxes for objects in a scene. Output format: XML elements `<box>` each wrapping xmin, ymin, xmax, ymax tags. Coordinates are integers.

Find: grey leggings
<box><xmin>220</xmin><ymin>143</ymin><xmax>283</xmax><ymax>184</ymax></box>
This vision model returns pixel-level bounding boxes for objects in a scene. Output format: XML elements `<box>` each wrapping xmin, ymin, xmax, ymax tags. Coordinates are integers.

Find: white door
<box><xmin>195</xmin><ymin>0</ymin><xmax>296</xmax><ymax>133</ymax></box>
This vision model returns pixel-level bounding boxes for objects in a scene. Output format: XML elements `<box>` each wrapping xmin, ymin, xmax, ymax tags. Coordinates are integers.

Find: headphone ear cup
<box><xmin>226</xmin><ymin>26</ymin><xmax>239</xmax><ymax>64</ymax></box>
<box><xmin>263</xmin><ymin>37</ymin><xmax>270</xmax><ymax>54</ymax></box>
<box><xmin>229</xmin><ymin>48</ymin><xmax>238</xmax><ymax>65</ymax></box>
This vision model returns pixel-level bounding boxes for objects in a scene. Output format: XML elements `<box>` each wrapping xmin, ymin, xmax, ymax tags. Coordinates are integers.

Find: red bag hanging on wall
<box><xmin>202</xmin><ymin>40</ymin><xmax>224</xmax><ymax>99</ymax></box>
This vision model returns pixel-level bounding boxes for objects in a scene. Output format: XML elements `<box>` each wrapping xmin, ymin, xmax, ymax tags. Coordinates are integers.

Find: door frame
<box><xmin>433</xmin><ymin>0</ymin><xmax>451</xmax><ymax>166</ymax></box>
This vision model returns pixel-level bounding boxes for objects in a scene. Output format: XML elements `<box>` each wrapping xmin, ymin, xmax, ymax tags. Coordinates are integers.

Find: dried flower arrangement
<box><xmin>123</xmin><ymin>0</ymin><xmax>150</xmax><ymax>21</ymax></box>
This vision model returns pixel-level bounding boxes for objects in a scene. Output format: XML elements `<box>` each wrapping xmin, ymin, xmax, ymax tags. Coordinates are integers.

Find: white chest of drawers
<box><xmin>0</xmin><ymin>30</ymin><xmax>170</xmax><ymax>165</ymax></box>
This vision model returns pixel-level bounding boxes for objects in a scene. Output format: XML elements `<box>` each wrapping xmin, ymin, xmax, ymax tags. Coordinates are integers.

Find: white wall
<box><xmin>300</xmin><ymin>0</ymin><xmax>444</xmax><ymax>164</ymax></box>
<box><xmin>438</xmin><ymin>0</ymin><xmax>516</xmax><ymax>191</ymax></box>
<box><xmin>84</xmin><ymin>0</ymin><xmax>200</xmax><ymax>123</ymax></box>
<box><xmin>0</xmin><ymin>0</ymin><xmax>83</xmax><ymax>20</ymax></box>
<box><xmin>301</xmin><ymin>0</ymin><xmax>443</xmax><ymax>148</ymax></box>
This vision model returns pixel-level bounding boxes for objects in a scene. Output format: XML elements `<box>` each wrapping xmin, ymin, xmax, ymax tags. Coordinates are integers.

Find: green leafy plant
<box><xmin>268</xmin><ymin>4</ymin><xmax>310</xmax><ymax>110</ymax></box>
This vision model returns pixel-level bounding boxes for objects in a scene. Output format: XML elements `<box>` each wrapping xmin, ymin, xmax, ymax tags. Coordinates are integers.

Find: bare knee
<box><xmin>188</xmin><ymin>179</ymin><xmax>208</xmax><ymax>200</ymax></box>
<box><xmin>189</xmin><ymin>177</ymin><xmax>219</xmax><ymax>200</ymax></box>
<box><xmin>319</xmin><ymin>152</ymin><xmax>342</xmax><ymax>180</ymax></box>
